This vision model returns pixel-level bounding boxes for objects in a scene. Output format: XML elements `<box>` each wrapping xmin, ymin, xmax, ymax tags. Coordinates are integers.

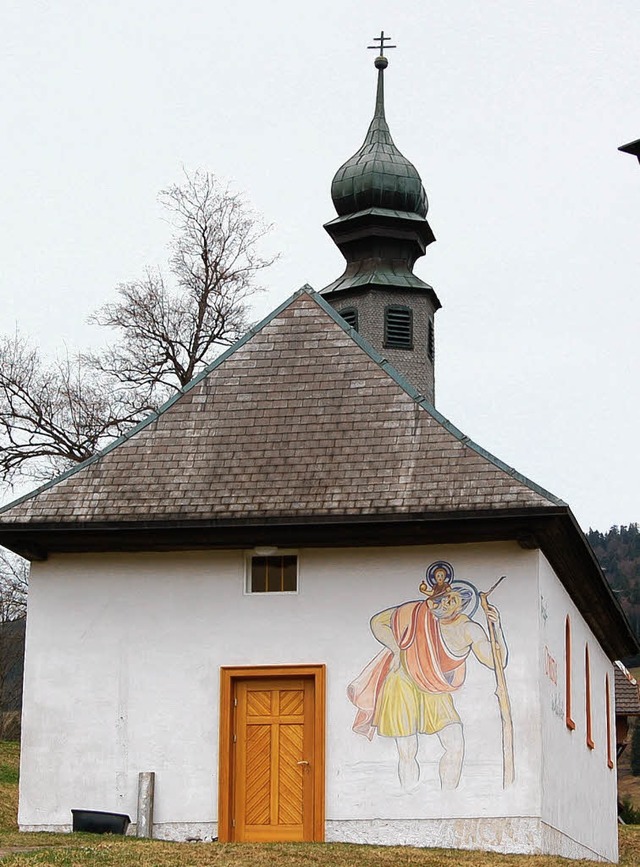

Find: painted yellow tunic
<box><xmin>373</xmin><ymin>658</ymin><xmax>460</xmax><ymax>736</ymax></box>
<box><xmin>348</xmin><ymin>601</ymin><xmax>467</xmax><ymax>739</ymax></box>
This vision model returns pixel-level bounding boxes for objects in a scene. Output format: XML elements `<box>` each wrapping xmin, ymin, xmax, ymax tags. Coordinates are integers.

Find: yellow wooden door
<box><xmin>232</xmin><ymin>677</ymin><xmax>314</xmax><ymax>841</ymax></box>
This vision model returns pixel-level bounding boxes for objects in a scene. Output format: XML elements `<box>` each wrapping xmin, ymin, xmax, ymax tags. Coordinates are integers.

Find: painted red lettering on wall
<box><xmin>544</xmin><ymin>645</ymin><xmax>557</xmax><ymax>685</ymax></box>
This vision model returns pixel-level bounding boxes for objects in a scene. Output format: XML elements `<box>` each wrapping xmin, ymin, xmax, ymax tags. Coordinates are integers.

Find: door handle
<box><xmin>296</xmin><ymin>760</ymin><xmax>309</xmax><ymax>766</ymax></box>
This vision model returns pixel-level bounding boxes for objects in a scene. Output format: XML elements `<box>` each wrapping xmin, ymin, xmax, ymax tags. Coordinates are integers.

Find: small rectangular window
<box><xmin>427</xmin><ymin>317</ymin><xmax>435</xmax><ymax>363</ymax></box>
<box><xmin>247</xmin><ymin>554</ymin><xmax>298</xmax><ymax>593</ymax></box>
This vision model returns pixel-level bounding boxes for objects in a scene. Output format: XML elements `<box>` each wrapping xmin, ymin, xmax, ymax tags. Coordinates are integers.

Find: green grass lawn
<box><xmin>1</xmin><ymin>742</ymin><xmax>638</xmax><ymax>865</ymax></box>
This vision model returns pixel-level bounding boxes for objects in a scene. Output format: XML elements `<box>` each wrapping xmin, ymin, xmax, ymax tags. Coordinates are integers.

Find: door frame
<box><xmin>218</xmin><ymin>664</ymin><xmax>326</xmax><ymax>842</ymax></box>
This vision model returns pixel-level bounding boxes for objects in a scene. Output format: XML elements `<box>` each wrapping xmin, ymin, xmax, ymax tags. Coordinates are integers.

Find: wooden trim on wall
<box><xmin>585</xmin><ymin>644</ymin><xmax>595</xmax><ymax>750</ymax></box>
<box><xmin>565</xmin><ymin>615</ymin><xmax>576</xmax><ymax>731</ymax></box>
<box><xmin>217</xmin><ymin>668</ymin><xmax>234</xmax><ymax>842</ymax></box>
<box><xmin>218</xmin><ymin>664</ymin><xmax>326</xmax><ymax>843</ymax></box>
<box><xmin>605</xmin><ymin>673</ymin><xmax>614</xmax><ymax>769</ymax></box>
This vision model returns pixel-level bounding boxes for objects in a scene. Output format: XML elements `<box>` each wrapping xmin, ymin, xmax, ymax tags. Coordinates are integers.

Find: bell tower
<box><xmin>321</xmin><ymin>33</ymin><xmax>441</xmax><ymax>403</ymax></box>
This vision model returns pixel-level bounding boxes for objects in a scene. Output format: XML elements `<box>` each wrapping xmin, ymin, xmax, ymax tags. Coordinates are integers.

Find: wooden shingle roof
<box><xmin>0</xmin><ymin>288</ymin><xmax>562</xmax><ymax>527</ymax></box>
<box><xmin>615</xmin><ymin>664</ymin><xmax>640</xmax><ymax>716</ymax></box>
<box><xmin>1</xmin><ymin>287</ymin><xmax>637</xmax><ymax>659</ymax></box>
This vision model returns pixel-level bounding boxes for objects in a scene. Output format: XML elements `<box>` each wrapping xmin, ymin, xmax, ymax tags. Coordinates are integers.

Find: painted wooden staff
<box><xmin>479</xmin><ymin>576</ymin><xmax>514</xmax><ymax>787</ymax></box>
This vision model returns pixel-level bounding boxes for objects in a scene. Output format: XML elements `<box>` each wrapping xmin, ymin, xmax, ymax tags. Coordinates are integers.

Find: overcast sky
<box><xmin>2</xmin><ymin>1</ymin><xmax>639</xmax><ymax>532</ymax></box>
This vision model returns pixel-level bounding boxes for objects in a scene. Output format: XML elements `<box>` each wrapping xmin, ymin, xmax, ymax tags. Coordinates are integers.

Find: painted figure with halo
<box><xmin>348</xmin><ymin>561</ymin><xmax>514</xmax><ymax>790</ymax></box>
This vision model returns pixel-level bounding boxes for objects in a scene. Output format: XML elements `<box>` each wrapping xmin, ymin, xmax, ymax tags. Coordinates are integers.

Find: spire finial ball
<box><xmin>374</xmin><ymin>55</ymin><xmax>388</xmax><ymax>70</ymax></box>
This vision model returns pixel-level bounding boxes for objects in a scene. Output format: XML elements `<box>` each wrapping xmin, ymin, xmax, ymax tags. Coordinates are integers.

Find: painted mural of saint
<box><xmin>347</xmin><ymin>561</ymin><xmax>511</xmax><ymax>791</ymax></box>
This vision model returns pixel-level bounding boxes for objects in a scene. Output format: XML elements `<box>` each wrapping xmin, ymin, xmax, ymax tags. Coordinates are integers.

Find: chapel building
<box><xmin>0</xmin><ymin>42</ymin><xmax>636</xmax><ymax>863</ymax></box>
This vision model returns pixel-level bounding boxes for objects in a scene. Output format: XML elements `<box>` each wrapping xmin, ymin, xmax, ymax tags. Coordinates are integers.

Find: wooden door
<box><xmin>232</xmin><ymin>677</ymin><xmax>315</xmax><ymax>841</ymax></box>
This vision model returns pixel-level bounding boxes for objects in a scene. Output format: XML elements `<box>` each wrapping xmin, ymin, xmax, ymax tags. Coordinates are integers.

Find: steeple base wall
<box><xmin>328</xmin><ymin>288</ymin><xmax>437</xmax><ymax>403</ymax></box>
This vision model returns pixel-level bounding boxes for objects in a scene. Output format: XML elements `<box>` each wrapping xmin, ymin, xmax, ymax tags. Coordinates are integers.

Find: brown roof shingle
<box><xmin>615</xmin><ymin>664</ymin><xmax>640</xmax><ymax>715</ymax></box>
<box><xmin>0</xmin><ymin>288</ymin><xmax>562</xmax><ymax>526</ymax></box>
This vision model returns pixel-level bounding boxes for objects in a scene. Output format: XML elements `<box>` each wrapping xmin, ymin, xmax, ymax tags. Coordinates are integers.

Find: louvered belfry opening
<box><xmin>321</xmin><ymin>44</ymin><xmax>441</xmax><ymax>404</ymax></box>
<box><xmin>384</xmin><ymin>306</ymin><xmax>413</xmax><ymax>349</ymax></box>
<box><xmin>339</xmin><ymin>307</ymin><xmax>359</xmax><ymax>331</ymax></box>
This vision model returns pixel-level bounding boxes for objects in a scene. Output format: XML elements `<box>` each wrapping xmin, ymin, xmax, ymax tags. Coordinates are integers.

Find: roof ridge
<box><xmin>0</xmin><ymin>285</ymin><xmax>315</xmax><ymax>516</ymax></box>
<box><xmin>1</xmin><ymin>283</ymin><xmax>565</xmax><ymax>518</ymax></box>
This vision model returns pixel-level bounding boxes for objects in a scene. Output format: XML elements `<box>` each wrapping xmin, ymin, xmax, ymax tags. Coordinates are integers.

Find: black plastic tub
<box><xmin>71</xmin><ymin>810</ymin><xmax>131</xmax><ymax>835</ymax></box>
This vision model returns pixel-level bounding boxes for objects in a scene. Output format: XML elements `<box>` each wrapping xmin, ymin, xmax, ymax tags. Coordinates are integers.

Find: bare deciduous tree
<box><xmin>0</xmin><ymin>332</ymin><xmax>149</xmax><ymax>485</ymax></box>
<box><xmin>89</xmin><ymin>170</ymin><xmax>276</xmax><ymax>403</ymax></box>
<box><xmin>0</xmin><ymin>551</ymin><xmax>27</xmax><ymax>622</ymax></box>
<box><xmin>0</xmin><ymin>170</ymin><xmax>275</xmax><ymax>484</ymax></box>
<box><xmin>0</xmin><ymin>550</ymin><xmax>28</xmax><ymax>739</ymax></box>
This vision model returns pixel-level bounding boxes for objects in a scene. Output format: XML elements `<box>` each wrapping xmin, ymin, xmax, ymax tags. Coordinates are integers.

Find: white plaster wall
<box><xmin>20</xmin><ymin>542</ymin><xmax>541</xmax><ymax>837</ymax></box>
<box><xmin>538</xmin><ymin>554</ymin><xmax>618</xmax><ymax>863</ymax></box>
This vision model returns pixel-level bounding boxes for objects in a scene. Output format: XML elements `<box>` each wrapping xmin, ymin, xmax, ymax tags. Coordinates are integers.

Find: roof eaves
<box><xmin>325</xmin><ymin>207</ymin><xmax>427</xmax><ymax>226</ymax></box>
<box><xmin>309</xmin><ymin>289</ymin><xmax>566</xmax><ymax>509</ymax></box>
<box><xmin>0</xmin><ymin>285</ymin><xmax>315</xmax><ymax>517</ymax></box>
<box><xmin>619</xmin><ymin>138</ymin><xmax>640</xmax><ymax>157</ymax></box>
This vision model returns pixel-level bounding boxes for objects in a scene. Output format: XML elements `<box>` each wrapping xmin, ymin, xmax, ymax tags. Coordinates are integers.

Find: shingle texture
<box><xmin>615</xmin><ymin>665</ymin><xmax>640</xmax><ymax>715</ymax></box>
<box><xmin>334</xmin><ymin>290</ymin><xmax>437</xmax><ymax>403</ymax></box>
<box><xmin>0</xmin><ymin>291</ymin><xmax>560</xmax><ymax>526</ymax></box>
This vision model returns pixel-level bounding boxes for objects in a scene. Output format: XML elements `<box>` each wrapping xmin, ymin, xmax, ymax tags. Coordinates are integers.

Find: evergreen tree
<box><xmin>587</xmin><ymin>524</ymin><xmax>640</xmax><ymax>654</ymax></box>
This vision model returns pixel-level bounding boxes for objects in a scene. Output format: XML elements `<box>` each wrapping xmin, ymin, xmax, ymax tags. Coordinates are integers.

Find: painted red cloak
<box><xmin>347</xmin><ymin>600</ymin><xmax>467</xmax><ymax>740</ymax></box>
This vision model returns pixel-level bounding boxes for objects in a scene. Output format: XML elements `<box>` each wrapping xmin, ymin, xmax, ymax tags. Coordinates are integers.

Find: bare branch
<box><xmin>0</xmin><ymin>548</ymin><xmax>27</xmax><ymax>737</ymax></box>
<box><xmin>0</xmin><ymin>549</ymin><xmax>28</xmax><ymax>621</ymax></box>
<box><xmin>0</xmin><ymin>332</ymin><xmax>149</xmax><ymax>484</ymax></box>
<box><xmin>0</xmin><ymin>170</ymin><xmax>276</xmax><ymax>484</ymax></box>
<box><xmin>90</xmin><ymin>170</ymin><xmax>277</xmax><ymax>394</ymax></box>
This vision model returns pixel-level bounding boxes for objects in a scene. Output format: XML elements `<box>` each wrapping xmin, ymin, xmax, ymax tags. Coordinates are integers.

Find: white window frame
<box><xmin>244</xmin><ymin>550</ymin><xmax>300</xmax><ymax>595</ymax></box>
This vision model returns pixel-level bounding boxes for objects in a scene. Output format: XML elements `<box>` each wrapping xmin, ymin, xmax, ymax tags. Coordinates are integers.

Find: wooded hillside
<box><xmin>587</xmin><ymin>523</ymin><xmax>640</xmax><ymax>662</ymax></box>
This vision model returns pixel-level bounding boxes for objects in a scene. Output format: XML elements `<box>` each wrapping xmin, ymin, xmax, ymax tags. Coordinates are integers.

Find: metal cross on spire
<box><xmin>367</xmin><ymin>30</ymin><xmax>396</xmax><ymax>57</ymax></box>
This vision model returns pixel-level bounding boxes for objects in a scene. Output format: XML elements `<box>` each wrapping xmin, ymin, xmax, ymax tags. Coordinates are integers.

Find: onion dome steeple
<box><xmin>322</xmin><ymin>34</ymin><xmax>441</xmax><ymax>404</ymax></box>
<box><xmin>331</xmin><ymin>53</ymin><xmax>428</xmax><ymax>219</ymax></box>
